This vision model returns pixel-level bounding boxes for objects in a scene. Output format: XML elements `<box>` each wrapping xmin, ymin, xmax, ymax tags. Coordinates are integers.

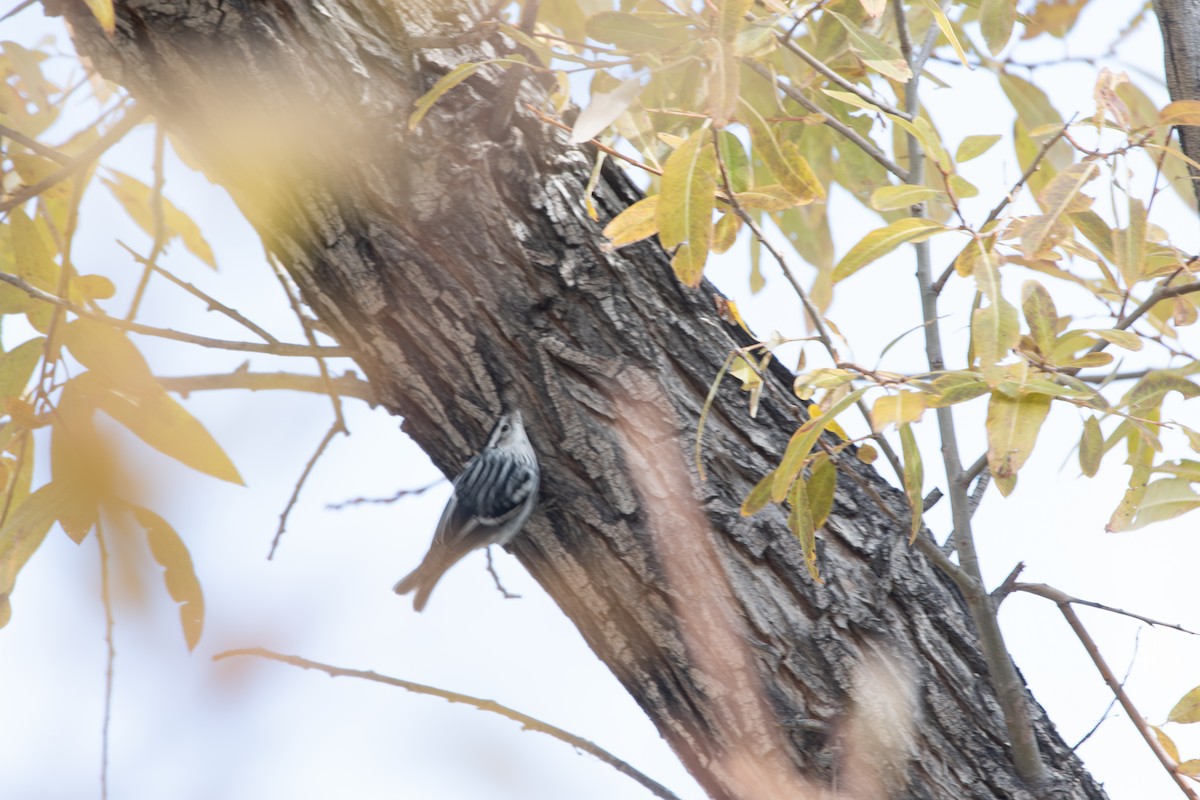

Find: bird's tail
<box><xmin>393</xmin><ymin>550</ymin><xmax>453</xmax><ymax>612</ymax></box>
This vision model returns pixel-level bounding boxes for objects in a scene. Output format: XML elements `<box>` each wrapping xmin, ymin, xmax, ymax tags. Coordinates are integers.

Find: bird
<box><xmin>394</xmin><ymin>409</ymin><xmax>540</xmax><ymax>612</ymax></box>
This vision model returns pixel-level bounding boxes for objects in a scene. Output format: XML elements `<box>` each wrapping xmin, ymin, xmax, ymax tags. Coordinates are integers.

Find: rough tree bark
<box><xmin>49</xmin><ymin>1</ymin><xmax>1111</xmax><ymax>798</ymax></box>
<box><xmin>1154</xmin><ymin>0</ymin><xmax>1200</xmax><ymax>211</ymax></box>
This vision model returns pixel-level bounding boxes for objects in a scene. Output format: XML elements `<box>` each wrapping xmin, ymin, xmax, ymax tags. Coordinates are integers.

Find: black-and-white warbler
<box><xmin>394</xmin><ymin>409</ymin><xmax>540</xmax><ymax>612</ymax></box>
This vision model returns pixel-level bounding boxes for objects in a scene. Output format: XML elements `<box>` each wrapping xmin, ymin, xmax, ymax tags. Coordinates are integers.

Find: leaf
<box><xmin>0</xmin><ymin>338</ymin><xmax>45</xmax><ymax>400</ymax></box>
<box><xmin>986</xmin><ymin>390</ymin><xmax>1051</xmax><ymax>481</ymax></box>
<box><xmin>1114</xmin><ymin>196</ymin><xmax>1147</xmax><ymax>285</ymax></box>
<box><xmin>705</xmin><ymin>40</ymin><xmax>740</xmax><ymax>127</ymax></box>
<box><xmin>1159</xmin><ymin>100</ymin><xmax>1200</xmax><ymax>127</ymax></box>
<box><xmin>733</xmin><ymin>185</ymin><xmax>811</xmax><ymax>210</ymax></box>
<box><xmin>77</xmin><ymin>274</ymin><xmax>117</xmax><ymax>300</ymax></box>
<box><xmin>712</xmin><ymin>211</ymin><xmax>741</xmax><ymax>254</ymax></box>
<box><xmin>1082</xmin><ymin>328</ymin><xmax>1143</xmax><ymax>351</ymax></box>
<box><xmin>832</xmin><ymin>218</ymin><xmax>949</xmax><ymax>283</ymax></box>
<box><xmin>741</xmin><ymin>470</ymin><xmax>776</xmax><ymax>516</ymax></box>
<box><xmin>658</xmin><ymin>128</ymin><xmax>716</xmax><ymax>287</ymax></box>
<box><xmin>1021</xmin><ymin>280</ymin><xmax>1058</xmax><ymax>356</ymax></box>
<box><xmin>9</xmin><ymin>208</ymin><xmax>58</xmax><ymax>287</ymax></box>
<box><xmin>1167</xmin><ymin>685</ymin><xmax>1200</xmax><ymax>724</ymax></box>
<box><xmin>1179</xmin><ymin>760</ymin><xmax>1200</xmax><ymax>779</ymax></box>
<box><xmin>786</xmin><ymin>474</ymin><xmax>820</xmax><ymax>581</ymax></box>
<box><xmin>870</xmin><ymin>391</ymin><xmax>926</xmax><ymax>430</ymax></box>
<box><xmin>827</xmin><ymin>10</ymin><xmax>912</xmax><ymax>83</ymax></box>
<box><xmin>1079</xmin><ymin>416</ymin><xmax>1102</xmax><ymax>477</ymax></box>
<box><xmin>571</xmin><ymin>76</ymin><xmax>643</xmax><ymax>143</ymax></box>
<box><xmin>870</xmin><ymin>184</ymin><xmax>944</xmax><ymax>211</ymax></box>
<box><xmin>980</xmin><ymin>0</ymin><xmax>1016</xmax><ymax>55</ymax></box>
<box><xmin>1126</xmin><ymin>478</ymin><xmax>1200</xmax><ymax>530</ymax></box>
<box><xmin>102</xmin><ymin>171</ymin><xmax>221</xmax><ymax>268</ymax></box>
<box><xmin>913</xmin><ymin>0</ymin><xmax>970</xmax><ymax>67</ymax></box>
<box><xmin>716</xmin><ymin>130</ymin><xmax>750</xmax><ymax>194</ymax></box>
<box><xmin>956</xmin><ymin>134</ymin><xmax>1002</xmax><ymax>163</ymax></box>
<box><xmin>408</xmin><ymin>58</ymin><xmax>524</xmax><ymax>130</ymax></box>
<box><xmin>1069</xmin><ymin>210</ymin><xmax>1116</xmax><ymax>263</ymax></box>
<box><xmin>603</xmin><ymin>196</ymin><xmax>659</xmax><ymax>246</ymax></box>
<box><xmin>857</xmin><ymin>443</ymin><xmax>878</xmax><ymax>463</ymax></box>
<box><xmin>63</xmin><ymin>319</ymin><xmax>157</xmax><ymax>392</ymax></box>
<box><xmin>741</xmin><ymin>101</ymin><xmax>825</xmax><ymax>202</ymax></box>
<box><xmin>773</xmin><ymin>386</ymin><xmax>869</xmax><ymax>501</ymax></box>
<box><xmin>83</xmin><ymin>0</ymin><xmax>115</xmax><ymax>34</ymax></box>
<box><xmin>1153</xmin><ymin>726</ymin><xmax>1181</xmax><ymax>763</ymax></box>
<box><xmin>1123</xmin><ymin>373</ymin><xmax>1200</xmax><ymax>409</ymax></box>
<box><xmin>900</xmin><ymin>423</ymin><xmax>924</xmax><ymax>542</ymax></box>
<box><xmin>584</xmin><ymin>11</ymin><xmax>691</xmax><ymax>51</ymax></box>
<box><xmin>807</xmin><ymin>454</ymin><xmax>836</xmax><ymax>530</ymax></box>
<box><xmin>858</xmin><ymin>0</ymin><xmax>887</xmax><ymax>18</ymax></box>
<box><xmin>0</xmin><ymin>482</ymin><xmax>70</xmax><ymax>629</ymax></box>
<box><xmin>135</xmin><ymin>507</ymin><xmax>204</xmax><ymax>651</ymax></box>
<box><xmin>1019</xmin><ymin>162</ymin><xmax>1098</xmax><ymax>256</ymax></box>
<box><xmin>88</xmin><ymin>375</ymin><xmax>244</xmax><ymax>485</ymax></box>
<box><xmin>927</xmin><ymin>371</ymin><xmax>991</xmax><ymax>407</ymax></box>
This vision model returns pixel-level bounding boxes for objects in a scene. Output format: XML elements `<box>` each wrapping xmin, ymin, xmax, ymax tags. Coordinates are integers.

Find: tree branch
<box><xmin>213</xmin><ymin>648</ymin><xmax>684</xmax><ymax>800</ymax></box>
<box><xmin>157</xmin><ymin>371</ymin><xmax>376</xmax><ymax>404</ymax></box>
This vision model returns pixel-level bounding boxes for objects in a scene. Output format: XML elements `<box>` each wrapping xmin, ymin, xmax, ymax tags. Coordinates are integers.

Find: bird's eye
<box><xmin>500</xmin><ymin>424</ymin><xmax>510</xmax><ymax>434</ymax></box>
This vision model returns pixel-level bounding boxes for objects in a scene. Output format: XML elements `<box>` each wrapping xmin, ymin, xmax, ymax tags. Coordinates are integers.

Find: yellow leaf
<box><xmin>833</xmin><ymin>218</ymin><xmax>949</xmax><ymax>283</ymax></box>
<box><xmin>773</xmin><ymin>387</ymin><xmax>869</xmax><ymax>501</ymax></box>
<box><xmin>733</xmin><ymin>185</ymin><xmax>811</xmax><ymax>211</ymax></box>
<box><xmin>0</xmin><ymin>482</ymin><xmax>69</xmax><ymax>629</ymax></box>
<box><xmin>857</xmin><ymin>443</ymin><xmax>878</xmax><ymax>464</ymax></box>
<box><xmin>1127</xmin><ymin>479</ymin><xmax>1200</xmax><ymax>530</ymax></box>
<box><xmin>1019</xmin><ymin>162</ymin><xmax>1098</xmax><ymax>256</ymax></box>
<box><xmin>741</xmin><ymin>101</ymin><xmax>825</xmax><ymax>203</ymax></box>
<box><xmin>0</xmin><ymin>338</ymin><xmax>44</xmax><ymax>400</ymax></box>
<box><xmin>1168</xmin><ymin>686</ymin><xmax>1200</xmax><ymax>725</ymax></box>
<box><xmin>1159</xmin><ymin>100</ymin><xmax>1200</xmax><ymax>127</ymax></box>
<box><xmin>658</xmin><ymin>128</ymin><xmax>716</xmax><ymax>286</ymax></box>
<box><xmin>786</xmin><ymin>474</ymin><xmax>820</xmax><ymax>581</ymax></box>
<box><xmin>955</xmin><ymin>134</ymin><xmax>1002</xmax><ymax>163</ymax></box>
<box><xmin>1152</xmin><ymin>725</ymin><xmax>1180</xmax><ymax>762</ymax></box>
<box><xmin>1020</xmin><ymin>280</ymin><xmax>1058</xmax><ymax>356</ymax></box>
<box><xmin>807</xmin><ymin>454</ymin><xmax>836</xmax><ymax>530</ymax></box>
<box><xmin>9</xmin><ymin>208</ymin><xmax>59</xmax><ymax>288</ymax></box>
<box><xmin>980</xmin><ymin>0</ymin><xmax>1015</xmax><ymax>56</ymax></box>
<box><xmin>712</xmin><ymin>211</ymin><xmax>741</xmax><ymax>254</ymax></box>
<box><xmin>986</xmin><ymin>390</ymin><xmax>1051</xmax><ymax>480</ymax></box>
<box><xmin>741</xmin><ymin>471</ymin><xmax>775</xmax><ymax>516</ymax></box>
<box><xmin>83</xmin><ymin>0</ymin><xmax>115</xmax><ymax>34</ymax></box>
<box><xmin>857</xmin><ymin>0</ymin><xmax>887</xmax><ymax>19</ymax></box>
<box><xmin>409</xmin><ymin>57</ymin><xmax>524</xmax><ymax>130</ymax></box>
<box><xmin>827</xmin><ymin>10</ymin><xmax>912</xmax><ymax>83</ymax></box>
<box><xmin>63</xmin><ymin>319</ymin><xmax>157</xmax><ymax>392</ymax></box>
<box><xmin>869</xmin><ymin>184</ymin><xmax>944</xmax><ymax>211</ymax></box>
<box><xmin>900</xmin><ymin>423</ymin><xmax>923</xmax><ymax>542</ymax></box>
<box><xmin>136</xmin><ymin>507</ymin><xmax>205</xmax><ymax>651</ymax></box>
<box><xmin>603</xmin><ymin>196</ymin><xmax>659</xmax><ymax>247</ymax></box>
<box><xmin>913</xmin><ymin>0</ymin><xmax>970</xmax><ymax>68</ymax></box>
<box><xmin>870</xmin><ymin>391</ymin><xmax>926</xmax><ymax>430</ymax></box>
<box><xmin>1079</xmin><ymin>416</ymin><xmax>1102</xmax><ymax>477</ymax></box>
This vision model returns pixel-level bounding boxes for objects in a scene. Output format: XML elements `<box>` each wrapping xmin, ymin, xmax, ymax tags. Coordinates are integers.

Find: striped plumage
<box><xmin>394</xmin><ymin>410</ymin><xmax>539</xmax><ymax>612</ymax></box>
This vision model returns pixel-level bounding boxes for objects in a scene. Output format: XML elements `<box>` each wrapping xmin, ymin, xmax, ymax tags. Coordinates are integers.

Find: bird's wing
<box><xmin>448</xmin><ymin>450</ymin><xmax>537</xmax><ymax>536</ymax></box>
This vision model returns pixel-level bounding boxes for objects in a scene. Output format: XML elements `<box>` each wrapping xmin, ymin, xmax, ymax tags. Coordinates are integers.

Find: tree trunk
<box><xmin>50</xmin><ymin>2</ymin><xmax>1107</xmax><ymax>797</ymax></box>
<box><xmin>1154</xmin><ymin>0</ymin><xmax>1200</xmax><ymax>211</ymax></box>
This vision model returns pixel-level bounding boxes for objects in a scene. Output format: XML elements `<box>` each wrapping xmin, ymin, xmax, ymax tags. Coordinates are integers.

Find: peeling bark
<box><xmin>50</xmin><ymin>1</ymin><xmax>1109</xmax><ymax>797</ymax></box>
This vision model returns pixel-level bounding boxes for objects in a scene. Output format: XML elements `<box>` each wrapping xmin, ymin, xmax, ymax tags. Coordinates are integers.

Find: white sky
<box><xmin>1</xmin><ymin>2</ymin><xmax>1199</xmax><ymax>799</ymax></box>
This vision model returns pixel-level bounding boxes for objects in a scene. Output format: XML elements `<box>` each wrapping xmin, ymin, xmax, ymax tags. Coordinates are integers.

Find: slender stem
<box><xmin>777</xmin><ymin>38</ymin><xmax>911</xmax><ymax>120</ymax></box>
<box><xmin>125</xmin><ymin>125</ymin><xmax>168</xmax><ymax>321</ymax></box>
<box><xmin>895</xmin><ymin>0</ymin><xmax>1045</xmax><ymax>785</ymax></box>
<box><xmin>158</xmin><ymin>371</ymin><xmax>376</xmax><ymax>404</ymax></box>
<box><xmin>0</xmin><ymin>271</ymin><xmax>346</xmax><ymax>357</ymax></box>
<box><xmin>97</xmin><ymin>524</ymin><xmax>116</xmax><ymax>800</ymax></box>
<box><xmin>267</xmin><ymin>421</ymin><xmax>343</xmax><ymax>560</ymax></box>
<box><xmin>0</xmin><ymin>122</ymin><xmax>71</xmax><ymax>164</ymax></box>
<box><xmin>213</xmin><ymin>648</ymin><xmax>685</xmax><ymax>800</ymax></box>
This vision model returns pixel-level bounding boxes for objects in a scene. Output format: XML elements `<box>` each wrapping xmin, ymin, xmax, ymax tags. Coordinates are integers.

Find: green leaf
<box><xmin>786</xmin><ymin>474</ymin><xmax>820</xmax><ymax>581</ymax></box>
<box><xmin>584</xmin><ymin>11</ymin><xmax>691</xmax><ymax>51</ymax></box>
<box><xmin>1081</xmin><ymin>328</ymin><xmax>1143</xmax><ymax>351</ymax></box>
<box><xmin>1123</xmin><ymin>373</ymin><xmax>1200</xmax><ymax>409</ymax></box>
<box><xmin>773</xmin><ymin>387</ymin><xmax>869</xmax><ymax>501</ymax></box>
<box><xmin>658</xmin><ymin>127</ymin><xmax>716</xmax><ymax>287</ymax></box>
<box><xmin>1168</xmin><ymin>685</ymin><xmax>1200</xmax><ymax>724</ymax></box>
<box><xmin>1069</xmin><ymin>210</ymin><xmax>1117</xmax><ymax>263</ymax></box>
<box><xmin>712</xmin><ymin>211</ymin><xmax>741</xmax><ymax>254</ymax></box>
<box><xmin>0</xmin><ymin>338</ymin><xmax>44</xmax><ymax>400</ymax></box>
<box><xmin>1126</xmin><ymin>478</ymin><xmax>1200</xmax><ymax>530</ymax></box>
<box><xmin>900</xmin><ymin>423</ymin><xmax>924</xmax><ymax>542</ymax></box>
<box><xmin>913</xmin><ymin>0</ymin><xmax>970</xmax><ymax>67</ymax></box>
<box><xmin>1079</xmin><ymin>416</ymin><xmax>1102</xmax><ymax>478</ymax></box>
<box><xmin>869</xmin><ymin>184</ymin><xmax>944</xmax><ymax>211</ymax></box>
<box><xmin>1114</xmin><ymin>197</ymin><xmax>1147</xmax><ymax>285</ymax></box>
<box><xmin>986</xmin><ymin>390</ymin><xmax>1051</xmax><ymax>482</ymax></box>
<box><xmin>827</xmin><ymin>10</ymin><xmax>912</xmax><ymax>83</ymax></box>
<box><xmin>955</xmin><ymin>134</ymin><xmax>1002</xmax><ymax>163</ymax></box>
<box><xmin>135</xmin><ymin>506</ymin><xmax>205</xmax><ymax>651</ymax></box>
<box><xmin>603</xmin><ymin>196</ymin><xmax>659</xmax><ymax>246</ymax></box>
<box><xmin>980</xmin><ymin>0</ymin><xmax>1015</xmax><ymax>55</ymax></box>
<box><xmin>741</xmin><ymin>470</ymin><xmax>776</xmax><ymax>516</ymax></box>
<box><xmin>832</xmin><ymin>218</ymin><xmax>949</xmax><ymax>283</ymax></box>
<box><xmin>1021</xmin><ymin>280</ymin><xmax>1057</xmax><ymax>356</ymax></box>
<box><xmin>408</xmin><ymin>58</ymin><xmax>524</xmax><ymax>130</ymax></box>
<box><xmin>927</xmin><ymin>371</ymin><xmax>991</xmax><ymax>407</ymax></box>
<box><xmin>716</xmin><ymin>130</ymin><xmax>750</xmax><ymax>194</ymax></box>
<box><xmin>807</xmin><ymin>453</ymin><xmax>836</xmax><ymax>531</ymax></box>
<box><xmin>733</xmin><ymin>185</ymin><xmax>810</xmax><ymax>211</ymax></box>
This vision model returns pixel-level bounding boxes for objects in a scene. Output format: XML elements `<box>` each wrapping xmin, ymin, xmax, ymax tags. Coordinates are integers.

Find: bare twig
<box><xmin>989</xmin><ymin>561</ymin><xmax>1025</xmax><ymax>605</ymax></box>
<box><xmin>0</xmin><ymin>123</ymin><xmax>71</xmax><ymax>165</ymax></box>
<box><xmin>96</xmin><ymin>524</ymin><xmax>115</xmax><ymax>800</ymax></box>
<box><xmin>525</xmin><ymin>103</ymin><xmax>663</xmax><ymax>177</ymax></box>
<box><xmin>0</xmin><ymin>105</ymin><xmax>149</xmax><ymax>214</ymax></box>
<box><xmin>1057</xmin><ymin>602</ymin><xmax>1199</xmax><ymax>799</ymax></box>
<box><xmin>1015</xmin><ymin>583</ymin><xmax>1200</xmax><ymax>635</ymax></box>
<box><xmin>921</xmin><ymin>486</ymin><xmax>943</xmax><ymax>511</ymax></box>
<box><xmin>158</xmin><ymin>371</ymin><xmax>375</xmax><ymax>404</ymax></box>
<box><xmin>1073</xmin><ymin>629</ymin><xmax>1140</xmax><ymax>751</ymax></box>
<box><xmin>777</xmin><ymin>38</ymin><xmax>911</xmax><ymax>120</ymax></box>
<box><xmin>213</xmin><ymin>648</ymin><xmax>685</xmax><ymax>800</ymax></box>
<box><xmin>267</xmin><ymin>421</ymin><xmax>345</xmax><ymax>560</ymax></box>
<box><xmin>125</xmin><ymin>126</ymin><xmax>168</xmax><ymax>321</ymax></box>
<box><xmin>485</xmin><ymin>546</ymin><xmax>522</xmax><ymax>600</ymax></box>
<box><xmin>742</xmin><ymin>60</ymin><xmax>910</xmax><ymax>181</ymax></box>
<box><xmin>326</xmin><ymin>479</ymin><xmax>444</xmax><ymax>510</ymax></box>
<box><xmin>116</xmin><ymin>241</ymin><xmax>280</xmax><ymax>344</ymax></box>
<box><xmin>0</xmin><ymin>271</ymin><xmax>345</xmax><ymax>357</ymax></box>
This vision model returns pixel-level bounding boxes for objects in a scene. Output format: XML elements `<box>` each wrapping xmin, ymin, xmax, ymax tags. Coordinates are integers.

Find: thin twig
<box><xmin>0</xmin><ymin>122</ymin><xmax>71</xmax><ymax>165</ymax></box>
<box><xmin>0</xmin><ymin>271</ymin><xmax>346</xmax><ymax>357</ymax></box>
<box><xmin>1015</xmin><ymin>583</ymin><xmax>1200</xmax><ymax>635</ymax></box>
<box><xmin>0</xmin><ymin>105</ymin><xmax>149</xmax><ymax>214</ymax></box>
<box><xmin>1073</xmin><ymin>629</ymin><xmax>1140</xmax><ymax>751</ymax></box>
<box><xmin>96</xmin><ymin>524</ymin><xmax>116</xmax><ymax>800</ymax></box>
<box><xmin>213</xmin><ymin>648</ymin><xmax>685</xmax><ymax>800</ymax></box>
<box><xmin>931</xmin><ymin>117</ymin><xmax>1075</xmax><ymax>295</ymax></box>
<box><xmin>742</xmin><ymin>60</ymin><xmax>910</xmax><ymax>181</ymax></box>
<box><xmin>116</xmin><ymin>241</ymin><xmax>281</xmax><ymax>344</ymax></box>
<box><xmin>125</xmin><ymin>126</ymin><xmax>168</xmax><ymax>321</ymax></box>
<box><xmin>326</xmin><ymin>479</ymin><xmax>444</xmax><ymax>510</ymax></box>
<box><xmin>485</xmin><ymin>546</ymin><xmax>522</xmax><ymax>600</ymax></box>
<box><xmin>777</xmin><ymin>38</ymin><xmax>911</xmax><ymax>120</ymax></box>
<box><xmin>524</xmin><ymin>104</ymin><xmax>663</xmax><ymax>177</ymax></box>
<box><xmin>159</xmin><ymin>371</ymin><xmax>376</xmax><ymax>405</ymax></box>
<box><xmin>989</xmin><ymin>561</ymin><xmax>1025</xmax><ymax>605</ymax></box>
<box><xmin>1056</xmin><ymin>603</ymin><xmax>1199</xmax><ymax>799</ymax></box>
<box><xmin>267</xmin><ymin>422</ymin><xmax>344</xmax><ymax>560</ymax></box>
